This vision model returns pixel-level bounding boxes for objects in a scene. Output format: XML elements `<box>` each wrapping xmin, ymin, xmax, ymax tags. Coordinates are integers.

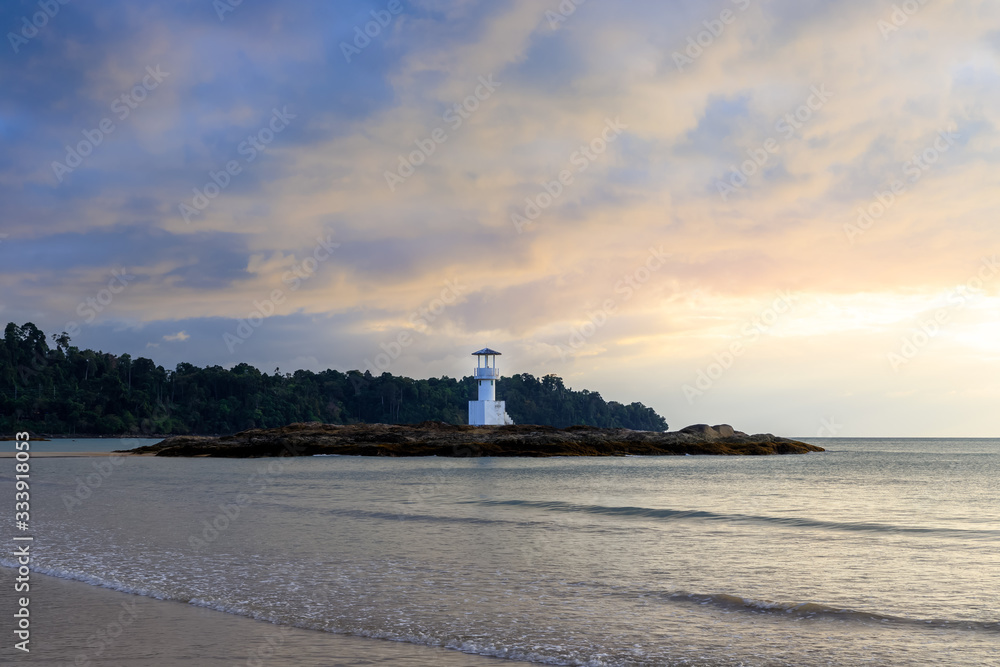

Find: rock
<box><xmin>712</xmin><ymin>424</ymin><xmax>735</xmax><ymax>438</ymax></box>
<box><xmin>120</xmin><ymin>422</ymin><xmax>825</xmax><ymax>458</ymax></box>
<box><xmin>679</xmin><ymin>424</ymin><xmax>719</xmax><ymax>439</ymax></box>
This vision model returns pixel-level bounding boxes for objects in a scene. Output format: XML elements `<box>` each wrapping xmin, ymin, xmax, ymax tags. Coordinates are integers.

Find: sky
<box><xmin>1</xmin><ymin>0</ymin><xmax>998</xmax><ymax>437</ymax></box>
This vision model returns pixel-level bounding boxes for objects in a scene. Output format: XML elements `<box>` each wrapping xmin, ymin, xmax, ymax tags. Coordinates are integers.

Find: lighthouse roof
<box><xmin>471</xmin><ymin>347</ymin><xmax>502</xmax><ymax>356</ymax></box>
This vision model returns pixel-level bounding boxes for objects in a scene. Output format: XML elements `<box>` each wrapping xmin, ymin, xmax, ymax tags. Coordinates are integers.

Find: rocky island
<box><xmin>121</xmin><ymin>422</ymin><xmax>824</xmax><ymax>457</ymax></box>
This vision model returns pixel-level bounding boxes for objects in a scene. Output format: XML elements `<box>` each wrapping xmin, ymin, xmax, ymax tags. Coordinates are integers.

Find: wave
<box><xmin>3</xmin><ymin>558</ymin><xmax>997</xmax><ymax>637</ymax></box>
<box><xmin>468</xmin><ymin>499</ymin><xmax>1000</xmax><ymax>539</ymax></box>
<box><xmin>2</xmin><ymin>558</ymin><xmax>998</xmax><ymax>667</ymax></box>
<box><xmin>652</xmin><ymin>590</ymin><xmax>1000</xmax><ymax>632</ymax></box>
<box><xmin>0</xmin><ymin>559</ymin><xmax>611</xmax><ymax>665</ymax></box>
<box><xmin>325</xmin><ymin>506</ymin><xmax>545</xmax><ymax>527</ymax></box>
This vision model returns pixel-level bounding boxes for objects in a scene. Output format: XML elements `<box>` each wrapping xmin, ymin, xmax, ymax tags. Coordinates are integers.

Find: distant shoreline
<box><xmin>9</xmin><ymin>434</ymin><xmax>174</xmax><ymax>440</ymax></box>
<box><xmin>0</xmin><ymin>451</ymin><xmax>126</xmax><ymax>457</ymax></box>
<box><xmin>120</xmin><ymin>421</ymin><xmax>825</xmax><ymax>458</ymax></box>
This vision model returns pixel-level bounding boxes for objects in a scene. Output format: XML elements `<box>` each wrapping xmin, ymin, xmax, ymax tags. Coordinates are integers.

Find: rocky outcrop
<box><xmin>678</xmin><ymin>424</ymin><xmax>738</xmax><ymax>439</ymax></box>
<box><xmin>121</xmin><ymin>422</ymin><xmax>824</xmax><ymax>458</ymax></box>
<box><xmin>712</xmin><ymin>424</ymin><xmax>735</xmax><ymax>438</ymax></box>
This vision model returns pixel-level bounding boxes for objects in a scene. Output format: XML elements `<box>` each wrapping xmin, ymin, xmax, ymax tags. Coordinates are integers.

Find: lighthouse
<box><xmin>468</xmin><ymin>348</ymin><xmax>514</xmax><ymax>426</ymax></box>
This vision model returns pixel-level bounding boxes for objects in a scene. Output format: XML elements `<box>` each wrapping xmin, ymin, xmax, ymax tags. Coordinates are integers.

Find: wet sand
<box><xmin>0</xmin><ymin>571</ymin><xmax>524</xmax><ymax>666</ymax></box>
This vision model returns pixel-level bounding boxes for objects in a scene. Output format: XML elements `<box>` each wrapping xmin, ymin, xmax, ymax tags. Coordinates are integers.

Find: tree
<box><xmin>0</xmin><ymin>321</ymin><xmax>669</xmax><ymax>435</ymax></box>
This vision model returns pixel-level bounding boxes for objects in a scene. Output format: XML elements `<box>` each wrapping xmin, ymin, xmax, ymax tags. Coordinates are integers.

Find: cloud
<box><xmin>1</xmin><ymin>0</ymin><xmax>999</xmax><ymax>435</ymax></box>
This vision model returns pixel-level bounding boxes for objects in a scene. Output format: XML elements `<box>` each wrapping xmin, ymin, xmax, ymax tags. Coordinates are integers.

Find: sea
<box><xmin>2</xmin><ymin>437</ymin><xmax>998</xmax><ymax>666</ymax></box>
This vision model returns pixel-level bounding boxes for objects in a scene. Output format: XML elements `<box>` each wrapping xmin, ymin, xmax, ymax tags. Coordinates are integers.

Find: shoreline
<box><xmin>0</xmin><ymin>451</ymin><xmax>141</xmax><ymax>458</ymax></box>
<box><xmin>0</xmin><ymin>568</ymin><xmax>527</xmax><ymax>665</ymax></box>
<box><xmin>5</xmin><ymin>435</ymin><xmax>167</xmax><ymax>440</ymax></box>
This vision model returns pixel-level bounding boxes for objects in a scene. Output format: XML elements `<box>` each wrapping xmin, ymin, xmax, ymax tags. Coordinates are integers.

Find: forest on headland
<box><xmin>0</xmin><ymin>322</ymin><xmax>669</xmax><ymax>436</ymax></box>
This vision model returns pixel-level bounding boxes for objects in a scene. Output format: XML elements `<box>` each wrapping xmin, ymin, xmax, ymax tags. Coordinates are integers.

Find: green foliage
<box><xmin>0</xmin><ymin>322</ymin><xmax>668</xmax><ymax>435</ymax></box>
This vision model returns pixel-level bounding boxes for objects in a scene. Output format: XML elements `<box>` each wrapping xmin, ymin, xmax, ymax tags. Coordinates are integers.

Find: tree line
<box><xmin>0</xmin><ymin>322</ymin><xmax>669</xmax><ymax>436</ymax></box>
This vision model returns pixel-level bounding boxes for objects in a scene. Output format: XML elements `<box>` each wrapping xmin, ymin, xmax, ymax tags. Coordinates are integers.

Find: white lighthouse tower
<box><xmin>468</xmin><ymin>348</ymin><xmax>514</xmax><ymax>426</ymax></box>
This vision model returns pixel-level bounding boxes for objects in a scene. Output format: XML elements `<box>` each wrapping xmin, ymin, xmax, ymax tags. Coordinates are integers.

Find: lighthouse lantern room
<box><xmin>469</xmin><ymin>348</ymin><xmax>514</xmax><ymax>426</ymax></box>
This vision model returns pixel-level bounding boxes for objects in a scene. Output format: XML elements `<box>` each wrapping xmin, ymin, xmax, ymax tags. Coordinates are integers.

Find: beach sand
<box><xmin>0</xmin><ymin>571</ymin><xmax>523</xmax><ymax>665</ymax></box>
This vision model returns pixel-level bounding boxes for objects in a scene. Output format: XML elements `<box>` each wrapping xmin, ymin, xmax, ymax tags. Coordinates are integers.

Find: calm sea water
<box><xmin>10</xmin><ymin>437</ymin><xmax>160</xmax><ymax>453</ymax></box>
<box><xmin>2</xmin><ymin>438</ymin><xmax>998</xmax><ymax>665</ymax></box>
